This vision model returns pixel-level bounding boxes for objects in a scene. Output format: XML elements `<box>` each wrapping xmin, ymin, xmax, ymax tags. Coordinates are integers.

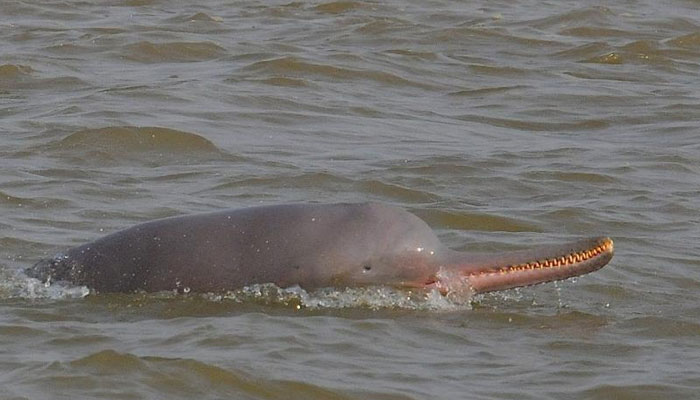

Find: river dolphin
<box><xmin>26</xmin><ymin>203</ymin><xmax>614</xmax><ymax>294</ymax></box>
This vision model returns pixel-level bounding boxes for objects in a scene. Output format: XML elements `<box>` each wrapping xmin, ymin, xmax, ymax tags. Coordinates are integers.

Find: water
<box><xmin>2</xmin><ymin>0</ymin><xmax>700</xmax><ymax>398</ymax></box>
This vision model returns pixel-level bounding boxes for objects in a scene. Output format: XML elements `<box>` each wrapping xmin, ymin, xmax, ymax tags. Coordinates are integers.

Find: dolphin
<box><xmin>26</xmin><ymin>203</ymin><xmax>613</xmax><ymax>294</ymax></box>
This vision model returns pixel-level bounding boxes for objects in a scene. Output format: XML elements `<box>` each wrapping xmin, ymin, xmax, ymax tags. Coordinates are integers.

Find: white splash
<box><xmin>0</xmin><ymin>267</ymin><xmax>90</xmax><ymax>300</ymax></box>
<box><xmin>3</xmin><ymin>267</ymin><xmax>472</xmax><ymax>310</ymax></box>
<box><xmin>205</xmin><ymin>283</ymin><xmax>473</xmax><ymax>311</ymax></box>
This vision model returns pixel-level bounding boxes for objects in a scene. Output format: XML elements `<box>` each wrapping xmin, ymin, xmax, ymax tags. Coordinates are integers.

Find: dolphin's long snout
<box><xmin>446</xmin><ymin>237</ymin><xmax>614</xmax><ymax>294</ymax></box>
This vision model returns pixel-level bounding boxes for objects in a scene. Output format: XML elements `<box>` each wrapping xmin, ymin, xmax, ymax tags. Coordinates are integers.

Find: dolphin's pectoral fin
<box><xmin>443</xmin><ymin>237</ymin><xmax>614</xmax><ymax>294</ymax></box>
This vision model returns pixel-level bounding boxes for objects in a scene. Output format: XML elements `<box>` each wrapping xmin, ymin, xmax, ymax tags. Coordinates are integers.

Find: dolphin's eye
<box><xmin>363</xmin><ymin>265</ymin><xmax>372</xmax><ymax>272</ymax></box>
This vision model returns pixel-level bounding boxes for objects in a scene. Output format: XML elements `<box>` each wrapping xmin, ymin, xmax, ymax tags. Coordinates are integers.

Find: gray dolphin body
<box><xmin>27</xmin><ymin>203</ymin><xmax>614</xmax><ymax>294</ymax></box>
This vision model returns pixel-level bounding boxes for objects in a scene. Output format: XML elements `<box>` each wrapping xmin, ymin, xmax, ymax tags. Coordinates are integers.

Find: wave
<box><xmin>124</xmin><ymin>41</ymin><xmax>226</xmax><ymax>63</ymax></box>
<box><xmin>43</xmin><ymin>126</ymin><xmax>230</xmax><ymax>165</ymax></box>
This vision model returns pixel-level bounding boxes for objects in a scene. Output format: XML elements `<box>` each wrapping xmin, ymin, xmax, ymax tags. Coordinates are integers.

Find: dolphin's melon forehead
<box><xmin>334</xmin><ymin>203</ymin><xmax>444</xmax><ymax>254</ymax></box>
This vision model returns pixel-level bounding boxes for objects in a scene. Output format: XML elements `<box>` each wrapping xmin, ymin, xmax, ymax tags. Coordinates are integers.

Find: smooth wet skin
<box><xmin>27</xmin><ymin>203</ymin><xmax>614</xmax><ymax>294</ymax></box>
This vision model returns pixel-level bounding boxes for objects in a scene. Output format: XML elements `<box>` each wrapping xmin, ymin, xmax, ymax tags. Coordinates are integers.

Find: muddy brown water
<box><xmin>1</xmin><ymin>1</ymin><xmax>700</xmax><ymax>399</ymax></box>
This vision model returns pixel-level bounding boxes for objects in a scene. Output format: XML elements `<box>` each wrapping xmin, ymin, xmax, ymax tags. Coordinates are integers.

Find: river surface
<box><xmin>1</xmin><ymin>0</ymin><xmax>700</xmax><ymax>399</ymax></box>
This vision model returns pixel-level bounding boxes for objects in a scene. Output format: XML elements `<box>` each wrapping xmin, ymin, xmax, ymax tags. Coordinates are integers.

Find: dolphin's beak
<box><xmin>430</xmin><ymin>237</ymin><xmax>614</xmax><ymax>294</ymax></box>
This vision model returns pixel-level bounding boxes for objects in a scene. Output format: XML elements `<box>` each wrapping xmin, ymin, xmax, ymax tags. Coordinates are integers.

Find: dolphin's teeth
<box><xmin>498</xmin><ymin>240</ymin><xmax>613</xmax><ymax>275</ymax></box>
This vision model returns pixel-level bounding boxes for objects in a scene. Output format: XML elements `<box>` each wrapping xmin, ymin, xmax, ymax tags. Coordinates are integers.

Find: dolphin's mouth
<box><xmin>426</xmin><ymin>237</ymin><xmax>614</xmax><ymax>295</ymax></box>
